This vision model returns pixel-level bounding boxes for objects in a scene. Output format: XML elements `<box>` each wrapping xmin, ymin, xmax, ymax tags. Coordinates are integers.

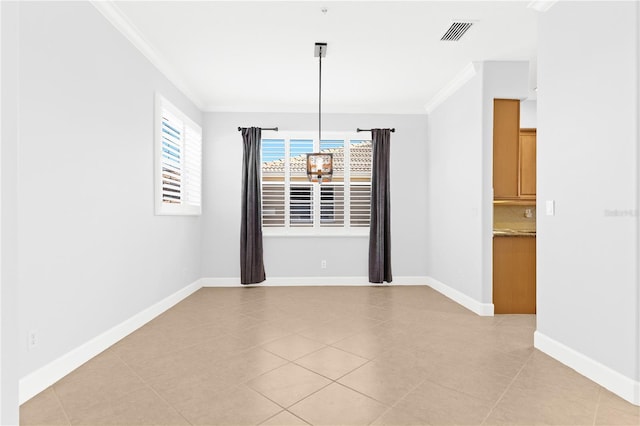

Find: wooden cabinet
<box><xmin>493</xmin><ymin>236</ymin><xmax>536</xmax><ymax>314</ymax></box>
<box><xmin>493</xmin><ymin>99</ymin><xmax>520</xmax><ymax>199</ymax></box>
<box><xmin>492</xmin><ymin>100</ymin><xmax>537</xmax><ymax>314</ymax></box>
<box><xmin>519</xmin><ymin>129</ymin><xmax>536</xmax><ymax>198</ymax></box>
<box><xmin>493</xmin><ymin>99</ymin><xmax>536</xmax><ymax>200</ymax></box>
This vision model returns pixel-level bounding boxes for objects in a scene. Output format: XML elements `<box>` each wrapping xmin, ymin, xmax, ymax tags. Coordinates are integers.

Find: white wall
<box><xmin>426</xmin><ymin>61</ymin><xmax>528</xmax><ymax>305</ymax></box>
<box><xmin>536</xmin><ymin>0</ymin><xmax>639</xmax><ymax>402</ymax></box>
<box><xmin>201</xmin><ymin>112</ymin><xmax>428</xmax><ymax>280</ymax></box>
<box><xmin>13</xmin><ymin>0</ymin><xmax>203</xmax><ymax>390</ymax></box>
<box><xmin>637</xmin><ymin>0</ymin><xmax>640</xmax><ymax>391</ymax></box>
<box><xmin>1</xmin><ymin>2</ymin><xmax>21</xmax><ymax>422</ymax></box>
<box><xmin>520</xmin><ymin>99</ymin><xmax>537</xmax><ymax>128</ymax></box>
<box><xmin>426</xmin><ymin>65</ymin><xmax>484</xmax><ymax>301</ymax></box>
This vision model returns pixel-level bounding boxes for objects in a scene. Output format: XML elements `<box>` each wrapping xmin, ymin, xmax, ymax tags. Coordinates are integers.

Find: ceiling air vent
<box><xmin>441</xmin><ymin>22</ymin><xmax>474</xmax><ymax>41</ymax></box>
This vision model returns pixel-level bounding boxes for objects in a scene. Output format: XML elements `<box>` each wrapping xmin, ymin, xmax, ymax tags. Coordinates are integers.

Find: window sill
<box><xmin>263</xmin><ymin>229</ymin><xmax>369</xmax><ymax>238</ymax></box>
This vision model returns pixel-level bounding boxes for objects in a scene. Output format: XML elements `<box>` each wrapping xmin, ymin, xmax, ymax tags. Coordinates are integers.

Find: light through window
<box><xmin>155</xmin><ymin>94</ymin><xmax>202</xmax><ymax>215</ymax></box>
<box><xmin>261</xmin><ymin>132</ymin><xmax>371</xmax><ymax>235</ymax></box>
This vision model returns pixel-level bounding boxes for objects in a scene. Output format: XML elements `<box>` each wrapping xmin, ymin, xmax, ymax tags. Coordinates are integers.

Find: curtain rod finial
<box><xmin>356</xmin><ymin>128</ymin><xmax>396</xmax><ymax>133</ymax></box>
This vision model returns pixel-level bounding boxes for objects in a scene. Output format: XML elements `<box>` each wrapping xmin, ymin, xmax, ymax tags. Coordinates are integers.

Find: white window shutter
<box><xmin>160</xmin><ymin>109</ymin><xmax>183</xmax><ymax>204</ymax></box>
<box><xmin>261</xmin><ymin>138</ymin><xmax>286</xmax><ymax>227</ymax></box>
<box><xmin>349</xmin><ymin>140</ymin><xmax>372</xmax><ymax>227</ymax></box>
<box><xmin>156</xmin><ymin>94</ymin><xmax>202</xmax><ymax>215</ymax></box>
<box><xmin>320</xmin><ymin>184</ymin><xmax>345</xmax><ymax>227</ymax></box>
<box><xmin>319</xmin><ymin>139</ymin><xmax>345</xmax><ymax>227</ymax></box>
<box><xmin>260</xmin><ymin>133</ymin><xmax>371</xmax><ymax>234</ymax></box>
<box><xmin>183</xmin><ymin>125</ymin><xmax>202</xmax><ymax>207</ymax></box>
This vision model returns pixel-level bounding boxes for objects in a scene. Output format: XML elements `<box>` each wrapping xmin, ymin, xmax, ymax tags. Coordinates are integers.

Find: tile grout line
<box><xmin>290</xmin><ymin>357</ymin><xmax>374</xmax><ymax>385</ymax></box>
<box><xmin>29</xmin><ymin>287</ymin><xmax>597</xmax><ymax>426</ymax></box>
<box><xmin>238</xmin><ymin>351</ymin><xmax>291</xmax><ymax>385</ymax></box>
<box><xmin>257</xmin><ymin>408</ymin><xmax>310</xmax><ymax>426</ymax></box>
<box><xmin>282</xmin><ymin>410</ymin><xmax>311</xmax><ymax>425</ymax></box>
<box><xmin>247</xmin><ymin>373</ymin><xmax>333</xmax><ymax>424</ymax></box>
<box><xmin>113</xmin><ymin>326</ymin><xmax>237</xmax><ymax>364</ymax></box>
<box><xmin>113</xmin><ymin>350</ymin><xmax>195</xmax><ymax>426</ymax></box>
<box><xmin>592</xmin><ymin>387</ymin><xmax>604</xmax><ymax>426</ymax></box>
<box><xmin>247</xmin><ymin>349</ymin><xmax>321</xmax><ymax>381</ymax></box>
<box><xmin>251</xmin><ymin>356</ymin><xmax>388</xmax><ymax>422</ymax></box>
<box><xmin>331</xmin><ymin>362</ymin><xmax>402</xmax><ymax>408</ymax></box>
<box><xmin>50</xmin><ymin>386</ymin><xmax>73</xmax><ymax>426</ymax></box>
<box><xmin>366</xmin><ymin>374</ymin><xmax>431</xmax><ymax>425</ymax></box>
<box><xmin>479</xmin><ymin>348</ymin><xmax>536</xmax><ymax>425</ymax></box>
<box><xmin>252</xmin><ymin>360</ymin><xmax>339</xmax><ymax>424</ymax></box>
<box><xmin>49</xmin><ymin>354</ymin><xmax>162</xmax><ymax>424</ymax></box>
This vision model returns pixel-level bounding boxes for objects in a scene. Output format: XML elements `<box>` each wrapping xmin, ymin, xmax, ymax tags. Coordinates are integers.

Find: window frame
<box><xmin>154</xmin><ymin>93</ymin><xmax>202</xmax><ymax>216</ymax></box>
<box><xmin>261</xmin><ymin>131</ymin><xmax>371</xmax><ymax>237</ymax></box>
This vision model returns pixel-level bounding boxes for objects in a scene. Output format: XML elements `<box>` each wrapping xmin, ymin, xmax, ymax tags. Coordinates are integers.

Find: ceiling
<box><xmin>107</xmin><ymin>1</ymin><xmax>540</xmax><ymax>114</ymax></box>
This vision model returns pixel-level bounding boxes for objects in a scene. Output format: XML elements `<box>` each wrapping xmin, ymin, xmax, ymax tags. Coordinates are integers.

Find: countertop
<box><xmin>493</xmin><ymin>229</ymin><xmax>536</xmax><ymax>237</ymax></box>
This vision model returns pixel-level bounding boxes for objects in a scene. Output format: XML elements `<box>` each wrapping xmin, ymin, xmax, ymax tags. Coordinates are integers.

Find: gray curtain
<box><xmin>240</xmin><ymin>127</ymin><xmax>266</xmax><ymax>284</ymax></box>
<box><xmin>369</xmin><ymin>128</ymin><xmax>392</xmax><ymax>283</ymax></box>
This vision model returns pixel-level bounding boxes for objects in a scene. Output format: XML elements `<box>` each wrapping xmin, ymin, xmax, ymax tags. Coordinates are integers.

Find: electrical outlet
<box><xmin>28</xmin><ymin>330</ymin><xmax>39</xmax><ymax>350</ymax></box>
<box><xmin>321</xmin><ymin>260</ymin><xmax>327</xmax><ymax>269</ymax></box>
<box><xmin>524</xmin><ymin>208</ymin><xmax>533</xmax><ymax>218</ymax></box>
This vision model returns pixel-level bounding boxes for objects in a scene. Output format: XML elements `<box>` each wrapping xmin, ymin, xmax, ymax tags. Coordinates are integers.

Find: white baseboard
<box><xmin>534</xmin><ymin>331</ymin><xmax>640</xmax><ymax>406</ymax></box>
<box><xmin>200</xmin><ymin>276</ymin><xmax>430</xmax><ymax>287</ymax></box>
<box><xmin>201</xmin><ymin>276</ymin><xmax>494</xmax><ymax>318</ymax></box>
<box><xmin>425</xmin><ymin>276</ymin><xmax>494</xmax><ymax>316</ymax></box>
<box><xmin>18</xmin><ymin>275</ymin><xmax>491</xmax><ymax>404</ymax></box>
<box><xmin>20</xmin><ymin>275</ymin><xmax>639</xmax><ymax>410</ymax></box>
<box><xmin>18</xmin><ymin>279</ymin><xmax>202</xmax><ymax>404</ymax></box>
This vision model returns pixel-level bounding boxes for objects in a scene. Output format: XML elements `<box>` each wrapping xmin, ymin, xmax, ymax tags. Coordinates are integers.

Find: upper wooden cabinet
<box><xmin>493</xmin><ymin>99</ymin><xmax>520</xmax><ymax>199</ymax></box>
<box><xmin>493</xmin><ymin>99</ymin><xmax>536</xmax><ymax>200</ymax></box>
<box><xmin>519</xmin><ymin>129</ymin><xmax>537</xmax><ymax>198</ymax></box>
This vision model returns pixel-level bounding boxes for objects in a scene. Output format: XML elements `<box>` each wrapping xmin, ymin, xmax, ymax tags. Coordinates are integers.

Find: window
<box><xmin>261</xmin><ymin>132</ymin><xmax>372</xmax><ymax>235</ymax></box>
<box><xmin>155</xmin><ymin>94</ymin><xmax>202</xmax><ymax>215</ymax></box>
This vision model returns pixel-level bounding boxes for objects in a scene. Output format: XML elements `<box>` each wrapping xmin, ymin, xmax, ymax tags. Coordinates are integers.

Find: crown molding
<box><xmin>90</xmin><ymin>1</ymin><xmax>205</xmax><ymax>110</ymax></box>
<box><xmin>424</xmin><ymin>62</ymin><xmax>479</xmax><ymax>114</ymax></box>
<box><xmin>203</xmin><ymin>104</ymin><xmax>429</xmax><ymax>115</ymax></box>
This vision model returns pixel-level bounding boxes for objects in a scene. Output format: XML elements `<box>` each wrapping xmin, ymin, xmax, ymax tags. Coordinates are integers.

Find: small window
<box><xmin>155</xmin><ymin>94</ymin><xmax>202</xmax><ymax>215</ymax></box>
<box><xmin>260</xmin><ymin>132</ymin><xmax>372</xmax><ymax>235</ymax></box>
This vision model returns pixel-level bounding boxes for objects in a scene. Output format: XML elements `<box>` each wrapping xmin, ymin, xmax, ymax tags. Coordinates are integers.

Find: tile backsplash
<box><xmin>494</xmin><ymin>205</ymin><xmax>536</xmax><ymax>231</ymax></box>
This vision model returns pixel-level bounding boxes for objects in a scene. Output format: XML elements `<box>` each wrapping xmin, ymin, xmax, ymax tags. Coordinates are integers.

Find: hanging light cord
<box><xmin>318</xmin><ymin>49</ymin><xmax>322</xmax><ymax>144</ymax></box>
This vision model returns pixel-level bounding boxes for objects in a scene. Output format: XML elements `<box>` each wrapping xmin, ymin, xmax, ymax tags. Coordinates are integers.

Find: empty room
<box><xmin>2</xmin><ymin>1</ymin><xmax>639</xmax><ymax>425</ymax></box>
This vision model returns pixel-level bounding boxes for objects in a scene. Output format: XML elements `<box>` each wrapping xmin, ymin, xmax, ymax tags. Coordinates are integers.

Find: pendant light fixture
<box><xmin>307</xmin><ymin>42</ymin><xmax>333</xmax><ymax>184</ymax></box>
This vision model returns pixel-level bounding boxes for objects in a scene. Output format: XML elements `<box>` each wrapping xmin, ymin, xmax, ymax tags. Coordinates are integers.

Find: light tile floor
<box><xmin>21</xmin><ymin>286</ymin><xmax>640</xmax><ymax>425</ymax></box>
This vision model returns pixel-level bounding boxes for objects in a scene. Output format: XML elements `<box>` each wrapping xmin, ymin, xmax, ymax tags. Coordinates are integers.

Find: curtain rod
<box><xmin>357</xmin><ymin>128</ymin><xmax>396</xmax><ymax>133</ymax></box>
<box><xmin>237</xmin><ymin>127</ymin><xmax>279</xmax><ymax>132</ymax></box>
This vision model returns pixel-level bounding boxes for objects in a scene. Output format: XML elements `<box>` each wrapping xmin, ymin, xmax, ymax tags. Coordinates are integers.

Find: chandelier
<box><xmin>307</xmin><ymin>42</ymin><xmax>333</xmax><ymax>184</ymax></box>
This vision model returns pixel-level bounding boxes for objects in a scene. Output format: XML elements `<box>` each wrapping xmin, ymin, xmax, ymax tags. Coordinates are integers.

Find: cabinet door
<box><xmin>493</xmin><ymin>236</ymin><xmax>536</xmax><ymax>314</ymax></box>
<box><xmin>493</xmin><ymin>99</ymin><xmax>520</xmax><ymax>198</ymax></box>
<box><xmin>519</xmin><ymin>130</ymin><xmax>536</xmax><ymax>197</ymax></box>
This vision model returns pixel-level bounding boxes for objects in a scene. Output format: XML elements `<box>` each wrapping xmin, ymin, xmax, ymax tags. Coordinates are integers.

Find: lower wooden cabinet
<box><xmin>493</xmin><ymin>236</ymin><xmax>536</xmax><ymax>314</ymax></box>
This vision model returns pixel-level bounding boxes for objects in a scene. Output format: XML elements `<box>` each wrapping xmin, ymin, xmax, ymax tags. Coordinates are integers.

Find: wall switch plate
<box><xmin>546</xmin><ymin>200</ymin><xmax>555</xmax><ymax>216</ymax></box>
